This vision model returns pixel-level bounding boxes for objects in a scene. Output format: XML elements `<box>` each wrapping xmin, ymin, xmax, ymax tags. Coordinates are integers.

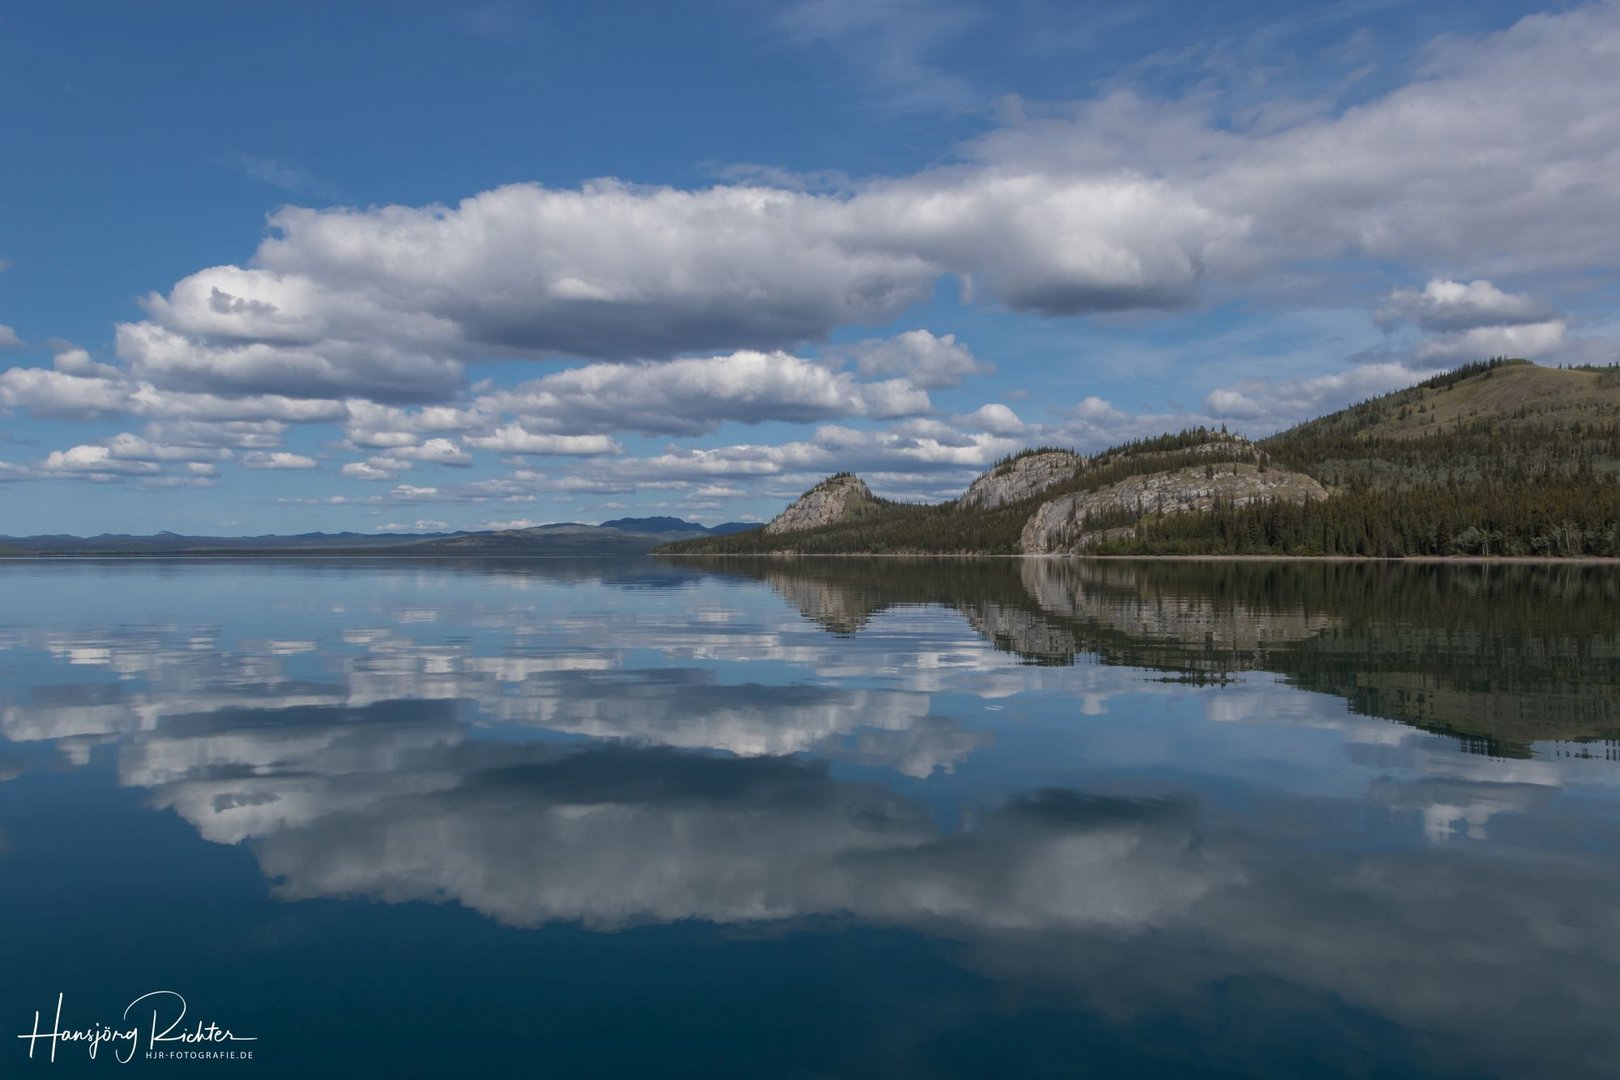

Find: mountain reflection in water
<box><xmin>0</xmin><ymin>557</ymin><xmax>1617</xmax><ymax>1078</ymax></box>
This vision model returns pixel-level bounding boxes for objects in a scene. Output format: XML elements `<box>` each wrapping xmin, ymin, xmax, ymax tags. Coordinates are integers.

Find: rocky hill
<box><xmin>763</xmin><ymin>473</ymin><xmax>882</xmax><ymax>535</ymax></box>
<box><xmin>659</xmin><ymin>359</ymin><xmax>1620</xmax><ymax>558</ymax></box>
<box><xmin>1020</xmin><ymin>463</ymin><xmax>1327</xmax><ymax>554</ymax></box>
<box><xmin>956</xmin><ymin>449</ymin><xmax>1083</xmax><ymax>512</ymax></box>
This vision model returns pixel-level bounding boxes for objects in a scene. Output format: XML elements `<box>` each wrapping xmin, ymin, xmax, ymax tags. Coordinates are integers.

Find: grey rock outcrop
<box><xmin>956</xmin><ymin>450</ymin><xmax>1084</xmax><ymax>512</ymax></box>
<box><xmin>1020</xmin><ymin>463</ymin><xmax>1327</xmax><ymax>554</ymax></box>
<box><xmin>764</xmin><ymin>474</ymin><xmax>878</xmax><ymax>535</ymax></box>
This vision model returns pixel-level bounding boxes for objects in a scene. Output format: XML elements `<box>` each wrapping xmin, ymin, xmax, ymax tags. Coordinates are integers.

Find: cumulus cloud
<box><xmin>15</xmin><ymin>5</ymin><xmax>1620</xmax><ymax>514</ymax></box>
<box><xmin>117</xmin><ymin>319</ymin><xmax>461</xmax><ymax>403</ymax></box>
<box><xmin>121</xmin><ymin>182</ymin><xmax>942</xmax><ymax>402</ymax></box>
<box><xmin>1377</xmin><ymin>279</ymin><xmax>1555</xmax><ymax>333</ymax></box>
<box><xmin>975</xmin><ymin>6</ymin><xmax>1620</xmax><ymax>280</ymax></box>
<box><xmin>41</xmin><ymin>445</ymin><xmax>162</xmax><ymax>478</ymax></box>
<box><xmin>341</xmin><ymin>457</ymin><xmax>412</xmax><ymax>481</ymax></box>
<box><xmin>143</xmin><ymin>419</ymin><xmax>290</xmax><ymax>450</ymax></box>
<box><xmin>480</xmin><ymin>347</ymin><xmax>932</xmax><ymax>437</ymax></box>
<box><xmin>391</xmin><ymin>438</ymin><xmax>473</xmax><ymax>467</ymax></box>
<box><xmin>63</xmin><ymin>5</ymin><xmax>1617</xmax><ymax>420</ymax></box>
<box><xmin>115</xmin><ymin>172</ymin><xmax>1241</xmax><ymax>400</ymax></box>
<box><xmin>341</xmin><ymin>400</ymin><xmax>476</xmax><ymax>449</ymax></box>
<box><xmin>28</xmin><ymin>429</ymin><xmax>244</xmax><ymax>485</ymax></box>
<box><xmin>1413</xmin><ymin>320</ymin><xmax>1567</xmax><ymax>363</ymax></box>
<box><xmin>846</xmin><ymin>329</ymin><xmax>989</xmax><ymax>389</ymax></box>
<box><xmin>1371</xmin><ymin>278</ymin><xmax>1568</xmax><ymax>365</ymax></box>
<box><xmin>960</xmin><ymin>403</ymin><xmax>1025</xmax><ymax>436</ymax></box>
<box><xmin>99</xmin><ymin>432</ymin><xmax>230</xmax><ymax>464</ymax></box>
<box><xmin>0</xmin><ymin>345</ymin><xmax>347</xmax><ymax>425</ymax></box>
<box><xmin>0</xmin><ymin>324</ymin><xmax>22</xmax><ymax>349</ymax></box>
<box><xmin>324</xmin><ymin>334</ymin><xmax>954</xmax><ymax>462</ymax></box>
<box><xmin>0</xmin><ymin>348</ymin><xmax>133</xmax><ymax>419</ymax></box>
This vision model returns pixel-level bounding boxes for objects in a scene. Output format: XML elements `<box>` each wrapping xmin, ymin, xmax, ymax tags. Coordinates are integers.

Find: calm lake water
<box><xmin>1</xmin><ymin>557</ymin><xmax>1617</xmax><ymax>1077</ymax></box>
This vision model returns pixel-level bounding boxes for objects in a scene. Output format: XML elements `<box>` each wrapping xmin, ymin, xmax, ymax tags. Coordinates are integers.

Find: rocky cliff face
<box><xmin>1021</xmin><ymin>463</ymin><xmax>1327</xmax><ymax>554</ymax></box>
<box><xmin>956</xmin><ymin>450</ymin><xmax>1084</xmax><ymax>512</ymax></box>
<box><xmin>764</xmin><ymin>474</ymin><xmax>878</xmax><ymax>535</ymax></box>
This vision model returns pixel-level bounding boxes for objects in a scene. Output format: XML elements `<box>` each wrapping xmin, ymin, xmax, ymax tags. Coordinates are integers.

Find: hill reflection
<box><xmin>2</xmin><ymin>558</ymin><xmax>1620</xmax><ymax>1077</ymax></box>
<box><xmin>682</xmin><ymin>556</ymin><xmax>1620</xmax><ymax>754</ymax></box>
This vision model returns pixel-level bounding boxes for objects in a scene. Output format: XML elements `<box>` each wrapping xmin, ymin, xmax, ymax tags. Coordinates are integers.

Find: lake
<box><xmin>1</xmin><ymin>556</ymin><xmax>1617</xmax><ymax>1077</ymax></box>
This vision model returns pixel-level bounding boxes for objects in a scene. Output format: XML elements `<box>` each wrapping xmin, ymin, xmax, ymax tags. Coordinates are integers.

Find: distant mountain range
<box><xmin>0</xmin><ymin>517</ymin><xmax>757</xmax><ymax>557</ymax></box>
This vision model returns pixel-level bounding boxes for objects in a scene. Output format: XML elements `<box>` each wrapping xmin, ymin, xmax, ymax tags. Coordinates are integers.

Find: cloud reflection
<box><xmin>2</xmin><ymin>558</ymin><xmax>1620</xmax><ymax>1077</ymax></box>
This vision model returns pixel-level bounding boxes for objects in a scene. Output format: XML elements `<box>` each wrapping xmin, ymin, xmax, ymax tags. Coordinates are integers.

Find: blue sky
<box><xmin>1</xmin><ymin>0</ymin><xmax>1615</xmax><ymax>534</ymax></box>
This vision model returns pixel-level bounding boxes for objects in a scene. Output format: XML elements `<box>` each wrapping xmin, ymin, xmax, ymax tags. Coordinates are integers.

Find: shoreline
<box><xmin>656</xmin><ymin>552</ymin><xmax>1620</xmax><ymax>564</ymax></box>
<box><xmin>0</xmin><ymin>551</ymin><xmax>1613</xmax><ymax>564</ymax></box>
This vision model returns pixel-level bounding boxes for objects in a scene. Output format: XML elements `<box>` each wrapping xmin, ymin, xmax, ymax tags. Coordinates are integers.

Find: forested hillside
<box><xmin>1097</xmin><ymin>360</ymin><xmax>1620</xmax><ymax>556</ymax></box>
<box><xmin>661</xmin><ymin>359</ymin><xmax>1620</xmax><ymax>558</ymax></box>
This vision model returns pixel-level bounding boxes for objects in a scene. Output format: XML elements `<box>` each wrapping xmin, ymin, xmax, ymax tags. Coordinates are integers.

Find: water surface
<box><xmin>1</xmin><ymin>557</ymin><xmax>1616</xmax><ymax>1077</ymax></box>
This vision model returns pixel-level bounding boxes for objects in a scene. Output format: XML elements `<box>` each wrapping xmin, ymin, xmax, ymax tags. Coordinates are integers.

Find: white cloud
<box><xmin>41</xmin><ymin>445</ymin><xmax>161</xmax><ymax>477</ymax></box>
<box><xmin>1204</xmin><ymin>362</ymin><xmax>1440</xmax><ymax>429</ymax></box>
<box><xmin>1378</xmin><ymin>279</ymin><xmax>1555</xmax><ymax>333</ymax></box>
<box><xmin>393</xmin><ymin>438</ymin><xmax>473</xmax><ymax>467</ymax></box>
<box><xmin>0</xmin><ymin>349</ymin><xmax>133</xmax><ymax>419</ymax></box>
<box><xmin>1413</xmin><ymin>320</ymin><xmax>1568</xmax><ymax>363</ymax></box>
<box><xmin>30</xmin><ymin>430</ymin><xmax>247</xmax><ymax>486</ymax></box>
<box><xmin>341</xmin><ymin>457</ymin><xmax>412</xmax><ymax>480</ymax></box>
<box><xmin>242</xmin><ymin>451</ymin><xmax>319</xmax><ymax>470</ymax></box>
<box><xmin>135</xmin><ymin>473</ymin><xmax>218</xmax><ymax>490</ymax></box>
<box><xmin>126</xmin><ymin>385</ymin><xmax>346</xmax><ymax>423</ymax></box>
<box><xmin>481</xmin><ymin>346</ymin><xmax>933</xmax><ymax>437</ymax></box>
<box><xmin>341</xmin><ymin>400</ymin><xmax>477</xmax><ymax>450</ymax></box>
<box><xmin>477</xmin><ymin>518</ymin><xmax>543</xmax><ymax>531</ymax></box>
<box><xmin>1045</xmin><ymin>395</ymin><xmax>1205</xmax><ymax>451</ymax></box>
<box><xmin>961</xmin><ymin>403</ymin><xmax>1025</xmax><ymax>435</ymax></box>
<box><xmin>142</xmin><ymin>420</ymin><xmax>289</xmax><ymax>450</ymax></box>
<box><xmin>0</xmin><ymin>324</ymin><xmax>22</xmax><ymax>349</ymax></box>
<box><xmin>13</xmin><ymin>4</ymin><xmax>1620</xmax><ymax>517</ymax></box>
<box><xmin>1371</xmin><ymin>278</ymin><xmax>1569</xmax><ymax>365</ymax></box>
<box><xmin>0</xmin><ymin>345</ymin><xmax>347</xmax><ymax>426</ymax></box>
<box><xmin>375</xmin><ymin>519</ymin><xmax>450</xmax><ymax>533</ymax></box>
<box><xmin>115</xmin><ymin>169</ymin><xmax>1244</xmax><ymax>402</ymax></box>
<box><xmin>847</xmin><ymin>330</ymin><xmax>989</xmax><ymax>389</ymax></box>
<box><xmin>100</xmin><ymin>432</ymin><xmax>230</xmax><ymax>464</ymax></box>
<box><xmin>577</xmin><ymin>420</ymin><xmax>1023</xmax><ymax>497</ymax></box>
<box><xmin>462</xmin><ymin>428</ymin><xmax>621</xmax><ymax>456</ymax></box>
<box><xmin>973</xmin><ymin>5</ymin><xmax>1620</xmax><ymax>281</ymax></box>
<box><xmin>117</xmin><ymin>319</ymin><xmax>460</xmax><ymax>404</ymax></box>
<box><xmin>92</xmin><ymin>6</ymin><xmax>1620</xmax><ymax>413</ymax></box>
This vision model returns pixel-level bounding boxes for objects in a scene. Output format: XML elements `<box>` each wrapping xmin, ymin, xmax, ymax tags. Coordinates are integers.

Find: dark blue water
<box><xmin>1</xmin><ymin>557</ymin><xmax>1616</xmax><ymax>1077</ymax></box>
